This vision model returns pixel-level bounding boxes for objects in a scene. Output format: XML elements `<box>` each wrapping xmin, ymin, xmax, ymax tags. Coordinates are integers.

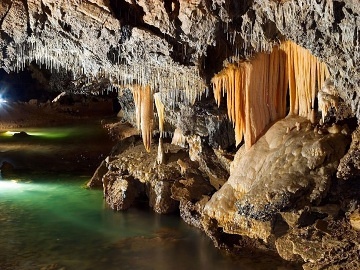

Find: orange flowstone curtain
<box><xmin>211</xmin><ymin>40</ymin><xmax>329</xmax><ymax>150</ymax></box>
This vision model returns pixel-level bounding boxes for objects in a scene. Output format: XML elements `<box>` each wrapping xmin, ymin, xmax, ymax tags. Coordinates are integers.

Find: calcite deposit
<box><xmin>1</xmin><ymin>0</ymin><xmax>359</xmax><ymax>268</ymax></box>
<box><xmin>203</xmin><ymin>116</ymin><xmax>349</xmax><ymax>240</ymax></box>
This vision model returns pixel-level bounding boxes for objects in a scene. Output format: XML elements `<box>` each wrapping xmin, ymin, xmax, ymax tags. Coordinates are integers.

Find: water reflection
<box><xmin>0</xmin><ymin>177</ymin><xmax>299</xmax><ymax>270</ymax></box>
<box><xmin>0</xmin><ymin>124</ymin><xmax>300</xmax><ymax>270</ymax></box>
<box><xmin>0</xmin><ymin>122</ymin><xmax>114</xmax><ymax>174</ymax></box>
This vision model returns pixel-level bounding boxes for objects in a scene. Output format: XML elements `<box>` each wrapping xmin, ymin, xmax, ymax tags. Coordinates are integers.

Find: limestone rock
<box><xmin>204</xmin><ymin>116</ymin><xmax>350</xmax><ymax>242</ymax></box>
<box><xmin>1</xmin><ymin>0</ymin><xmax>27</xmax><ymax>43</ymax></box>
<box><xmin>105</xmin><ymin>140</ymin><xmax>184</xmax><ymax>213</ymax></box>
<box><xmin>187</xmin><ymin>135</ymin><xmax>229</xmax><ymax>190</ymax></box>
<box><xmin>276</xmin><ymin>219</ymin><xmax>360</xmax><ymax>269</ymax></box>
<box><xmin>87</xmin><ymin>160</ymin><xmax>108</xmax><ymax>188</ymax></box>
<box><xmin>109</xmin><ymin>136</ymin><xmax>137</xmax><ymax>156</ymax></box>
<box><xmin>281</xmin><ymin>206</ymin><xmax>338</xmax><ymax>229</ymax></box>
<box><xmin>349</xmin><ymin>209</ymin><xmax>360</xmax><ymax>231</ymax></box>
<box><xmin>148</xmin><ymin>179</ymin><xmax>178</xmax><ymax>214</ymax></box>
<box><xmin>104</xmin><ymin>122</ymin><xmax>138</xmax><ymax>142</ymax></box>
<box><xmin>87</xmin><ymin>136</ymin><xmax>139</xmax><ymax>188</ymax></box>
<box><xmin>276</xmin><ymin>233</ymin><xmax>325</xmax><ymax>263</ymax></box>
<box><xmin>337</xmin><ymin>126</ymin><xmax>360</xmax><ymax>180</ymax></box>
<box><xmin>311</xmin><ymin>204</ymin><xmax>341</xmax><ymax>220</ymax></box>
<box><xmin>171</xmin><ymin>175</ymin><xmax>214</xmax><ymax>202</ymax></box>
<box><xmin>177</xmin><ymin>0</ymin><xmax>217</xmax><ymax>58</ymax></box>
<box><xmin>170</xmin><ymin>157</ymin><xmax>215</xmax><ymax>224</ymax></box>
<box><xmin>275</xmin><ymin>235</ymin><xmax>303</xmax><ymax>262</ymax></box>
<box><xmin>135</xmin><ymin>0</ymin><xmax>175</xmax><ymax>35</ymax></box>
<box><xmin>103</xmin><ymin>172</ymin><xmax>144</xmax><ymax>211</ymax></box>
<box><xmin>178</xmin><ymin>196</ymin><xmax>210</xmax><ymax>229</ymax></box>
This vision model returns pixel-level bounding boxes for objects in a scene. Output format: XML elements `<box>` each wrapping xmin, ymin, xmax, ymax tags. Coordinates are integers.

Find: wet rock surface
<box><xmin>93</xmin><ymin>108</ymin><xmax>360</xmax><ymax>269</ymax></box>
<box><xmin>97</xmin><ymin>137</ymin><xmax>215</xmax><ymax>214</ymax></box>
<box><xmin>103</xmin><ymin>172</ymin><xmax>144</xmax><ymax>211</ymax></box>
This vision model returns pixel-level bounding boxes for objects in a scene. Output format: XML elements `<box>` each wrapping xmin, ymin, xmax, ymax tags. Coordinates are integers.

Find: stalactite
<box><xmin>131</xmin><ymin>85</ymin><xmax>142</xmax><ymax>130</ymax></box>
<box><xmin>212</xmin><ymin>40</ymin><xmax>329</xmax><ymax>150</ymax></box>
<box><xmin>154</xmin><ymin>93</ymin><xmax>165</xmax><ymax>137</ymax></box>
<box><xmin>280</xmin><ymin>41</ymin><xmax>330</xmax><ymax>119</ymax></box>
<box><xmin>130</xmin><ymin>85</ymin><xmax>154</xmax><ymax>153</ymax></box>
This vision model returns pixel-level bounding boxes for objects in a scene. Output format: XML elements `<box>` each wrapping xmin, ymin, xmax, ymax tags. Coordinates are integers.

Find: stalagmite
<box><xmin>171</xmin><ymin>128</ymin><xmax>187</xmax><ymax>148</ymax></box>
<box><xmin>156</xmin><ymin>137</ymin><xmax>165</xmax><ymax>165</ymax></box>
<box><xmin>212</xmin><ymin>40</ymin><xmax>329</xmax><ymax>149</ymax></box>
<box><xmin>318</xmin><ymin>79</ymin><xmax>339</xmax><ymax>123</ymax></box>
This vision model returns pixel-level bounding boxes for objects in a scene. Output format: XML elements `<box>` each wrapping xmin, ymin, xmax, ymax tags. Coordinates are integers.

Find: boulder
<box><xmin>204</xmin><ymin>116</ymin><xmax>350</xmax><ymax>242</ymax></box>
<box><xmin>0</xmin><ymin>161</ymin><xmax>14</xmax><ymax>175</ymax></box>
<box><xmin>148</xmin><ymin>179</ymin><xmax>178</xmax><ymax>214</ymax></box>
<box><xmin>103</xmin><ymin>172</ymin><xmax>144</xmax><ymax>211</ymax></box>
<box><xmin>86</xmin><ymin>160</ymin><xmax>108</xmax><ymax>188</ymax></box>
<box><xmin>349</xmin><ymin>209</ymin><xmax>360</xmax><ymax>231</ymax></box>
<box><xmin>337</xmin><ymin>126</ymin><xmax>360</xmax><ymax>180</ymax></box>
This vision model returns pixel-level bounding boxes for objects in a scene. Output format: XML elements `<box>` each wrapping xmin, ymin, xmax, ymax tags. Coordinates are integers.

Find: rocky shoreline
<box><xmin>88</xmin><ymin>113</ymin><xmax>360</xmax><ymax>269</ymax></box>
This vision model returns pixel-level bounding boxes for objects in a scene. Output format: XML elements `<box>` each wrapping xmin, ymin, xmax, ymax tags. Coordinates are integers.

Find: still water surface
<box><xmin>0</xmin><ymin>122</ymin><xmax>298</xmax><ymax>270</ymax></box>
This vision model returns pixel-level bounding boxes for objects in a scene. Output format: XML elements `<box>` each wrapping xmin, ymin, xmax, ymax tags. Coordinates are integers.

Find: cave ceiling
<box><xmin>0</xmin><ymin>0</ymin><xmax>359</xmax><ymax>117</ymax></box>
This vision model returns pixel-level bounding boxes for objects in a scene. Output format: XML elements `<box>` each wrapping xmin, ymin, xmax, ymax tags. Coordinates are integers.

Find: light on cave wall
<box><xmin>0</xmin><ymin>88</ymin><xmax>8</xmax><ymax>104</ymax></box>
<box><xmin>0</xmin><ymin>180</ymin><xmax>20</xmax><ymax>190</ymax></box>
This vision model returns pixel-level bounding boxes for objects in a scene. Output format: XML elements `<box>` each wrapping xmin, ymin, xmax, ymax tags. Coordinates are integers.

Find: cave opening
<box><xmin>0</xmin><ymin>67</ymin><xmax>55</xmax><ymax>103</ymax></box>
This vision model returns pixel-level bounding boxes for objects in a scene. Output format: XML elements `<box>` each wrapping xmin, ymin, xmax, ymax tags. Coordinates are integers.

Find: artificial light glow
<box><xmin>1</xmin><ymin>130</ymin><xmax>70</xmax><ymax>139</ymax></box>
<box><xmin>0</xmin><ymin>180</ymin><xmax>20</xmax><ymax>190</ymax></box>
<box><xmin>4</xmin><ymin>131</ymin><xmax>17</xmax><ymax>136</ymax></box>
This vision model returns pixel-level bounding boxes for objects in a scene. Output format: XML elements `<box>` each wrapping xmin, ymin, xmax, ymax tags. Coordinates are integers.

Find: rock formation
<box><xmin>1</xmin><ymin>0</ymin><xmax>359</xmax><ymax>268</ymax></box>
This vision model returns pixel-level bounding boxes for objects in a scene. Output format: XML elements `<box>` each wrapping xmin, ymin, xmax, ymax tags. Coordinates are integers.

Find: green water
<box><xmin>0</xmin><ymin>123</ymin><xmax>299</xmax><ymax>270</ymax></box>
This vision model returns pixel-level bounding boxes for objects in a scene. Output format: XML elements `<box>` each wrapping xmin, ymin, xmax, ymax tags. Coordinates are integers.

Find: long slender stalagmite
<box><xmin>211</xmin><ymin>40</ymin><xmax>329</xmax><ymax>150</ymax></box>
